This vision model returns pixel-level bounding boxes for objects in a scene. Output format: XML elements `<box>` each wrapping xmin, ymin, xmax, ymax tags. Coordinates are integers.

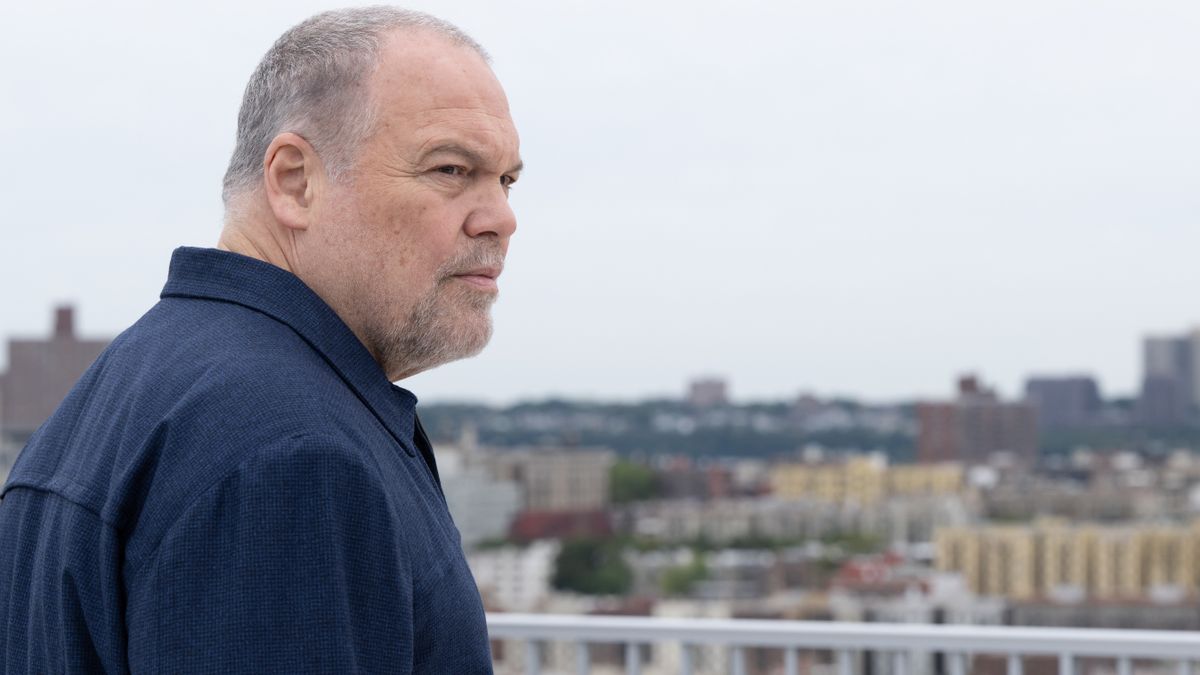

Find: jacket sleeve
<box><xmin>136</xmin><ymin>437</ymin><xmax>413</xmax><ymax>674</ymax></box>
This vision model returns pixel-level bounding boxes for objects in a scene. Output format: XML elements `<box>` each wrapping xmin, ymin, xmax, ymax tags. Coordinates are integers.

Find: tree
<box><xmin>609</xmin><ymin>460</ymin><xmax>658</xmax><ymax>504</ymax></box>
<box><xmin>660</xmin><ymin>555</ymin><xmax>708</xmax><ymax>597</ymax></box>
<box><xmin>820</xmin><ymin>531</ymin><xmax>883</xmax><ymax>555</ymax></box>
<box><xmin>552</xmin><ymin>538</ymin><xmax>633</xmax><ymax>595</ymax></box>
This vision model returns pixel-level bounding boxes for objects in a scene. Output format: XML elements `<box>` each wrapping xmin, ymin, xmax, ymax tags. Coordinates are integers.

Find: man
<box><xmin>0</xmin><ymin>7</ymin><xmax>520</xmax><ymax>673</ymax></box>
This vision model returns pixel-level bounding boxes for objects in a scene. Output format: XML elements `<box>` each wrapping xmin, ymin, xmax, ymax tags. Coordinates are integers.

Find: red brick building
<box><xmin>1</xmin><ymin>306</ymin><xmax>109</xmax><ymax>448</ymax></box>
<box><xmin>916</xmin><ymin>375</ymin><xmax>1037</xmax><ymax>465</ymax></box>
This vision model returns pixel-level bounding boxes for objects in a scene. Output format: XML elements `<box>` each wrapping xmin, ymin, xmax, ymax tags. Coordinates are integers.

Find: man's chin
<box><xmin>454</xmin><ymin>315</ymin><xmax>494</xmax><ymax>358</ymax></box>
<box><xmin>387</xmin><ymin>330</ymin><xmax>492</xmax><ymax>381</ymax></box>
<box><xmin>377</xmin><ymin>290</ymin><xmax>498</xmax><ymax>379</ymax></box>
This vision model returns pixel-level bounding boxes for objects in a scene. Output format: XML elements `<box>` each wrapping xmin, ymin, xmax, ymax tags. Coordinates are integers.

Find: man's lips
<box><xmin>451</xmin><ymin>267</ymin><xmax>501</xmax><ymax>291</ymax></box>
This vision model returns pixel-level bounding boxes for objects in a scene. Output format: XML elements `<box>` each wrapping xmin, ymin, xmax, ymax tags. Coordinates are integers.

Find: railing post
<box><xmin>949</xmin><ymin>652</ymin><xmax>966</xmax><ymax>675</ymax></box>
<box><xmin>838</xmin><ymin>650</ymin><xmax>854</xmax><ymax>675</ymax></box>
<box><xmin>625</xmin><ymin>642</ymin><xmax>641</xmax><ymax>675</ymax></box>
<box><xmin>785</xmin><ymin>648</ymin><xmax>799</xmax><ymax>675</ymax></box>
<box><xmin>575</xmin><ymin>641</ymin><xmax>589</xmax><ymax>675</ymax></box>
<box><xmin>1007</xmin><ymin>654</ymin><xmax>1023</xmax><ymax>675</ymax></box>
<box><xmin>1181</xmin><ymin>662</ymin><xmax>1194</xmax><ymax>675</ymax></box>
<box><xmin>732</xmin><ymin>646</ymin><xmax>746</xmax><ymax>675</ymax></box>
<box><xmin>1059</xmin><ymin>653</ymin><xmax>1073</xmax><ymax>675</ymax></box>
<box><xmin>681</xmin><ymin>643</ymin><xmax>694</xmax><ymax>675</ymax></box>
<box><xmin>525</xmin><ymin>640</ymin><xmax>540</xmax><ymax>675</ymax></box>
<box><xmin>893</xmin><ymin>651</ymin><xmax>909</xmax><ymax>675</ymax></box>
<box><xmin>1117</xmin><ymin>656</ymin><xmax>1131</xmax><ymax>675</ymax></box>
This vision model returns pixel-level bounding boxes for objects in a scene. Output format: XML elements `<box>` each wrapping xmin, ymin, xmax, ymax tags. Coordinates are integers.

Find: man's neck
<box><xmin>217</xmin><ymin>223</ymin><xmax>297</xmax><ymax>275</ymax></box>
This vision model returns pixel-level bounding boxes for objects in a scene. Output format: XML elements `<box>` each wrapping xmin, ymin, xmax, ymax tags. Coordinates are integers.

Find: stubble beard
<box><xmin>368</xmin><ymin>248</ymin><xmax>503</xmax><ymax>381</ymax></box>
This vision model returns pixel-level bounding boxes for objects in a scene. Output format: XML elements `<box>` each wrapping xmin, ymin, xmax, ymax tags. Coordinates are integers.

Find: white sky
<box><xmin>0</xmin><ymin>1</ymin><xmax>1197</xmax><ymax>404</ymax></box>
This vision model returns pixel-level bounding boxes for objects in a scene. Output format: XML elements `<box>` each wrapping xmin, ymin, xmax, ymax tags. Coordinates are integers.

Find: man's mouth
<box><xmin>451</xmin><ymin>267</ymin><xmax>502</xmax><ymax>291</ymax></box>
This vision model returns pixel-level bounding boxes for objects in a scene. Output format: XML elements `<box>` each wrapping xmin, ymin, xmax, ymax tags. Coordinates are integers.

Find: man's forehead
<box><xmin>372</xmin><ymin>29</ymin><xmax>508</xmax><ymax>113</ymax></box>
<box><xmin>363</xmin><ymin>29</ymin><xmax>519</xmax><ymax>165</ymax></box>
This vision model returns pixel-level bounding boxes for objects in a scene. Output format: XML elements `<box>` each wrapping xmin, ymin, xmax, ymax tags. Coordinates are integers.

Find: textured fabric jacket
<box><xmin>0</xmin><ymin>247</ymin><xmax>493</xmax><ymax>673</ymax></box>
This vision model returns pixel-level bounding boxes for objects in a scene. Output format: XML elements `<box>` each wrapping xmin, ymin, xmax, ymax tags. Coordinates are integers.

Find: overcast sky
<box><xmin>1</xmin><ymin>1</ymin><xmax>1197</xmax><ymax>405</ymax></box>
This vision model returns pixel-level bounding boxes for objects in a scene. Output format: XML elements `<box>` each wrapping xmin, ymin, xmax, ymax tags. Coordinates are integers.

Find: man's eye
<box><xmin>436</xmin><ymin>165</ymin><xmax>466</xmax><ymax>176</ymax></box>
<box><xmin>500</xmin><ymin>175</ymin><xmax>517</xmax><ymax>189</ymax></box>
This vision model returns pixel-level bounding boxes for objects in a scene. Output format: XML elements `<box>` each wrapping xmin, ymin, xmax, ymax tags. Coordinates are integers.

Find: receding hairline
<box><xmin>221</xmin><ymin>6</ymin><xmax>493</xmax><ymax>208</ymax></box>
<box><xmin>378</xmin><ymin>21</ymin><xmax>491</xmax><ymax>60</ymax></box>
<box><xmin>365</xmin><ymin>25</ymin><xmax>504</xmax><ymax>105</ymax></box>
<box><xmin>348</xmin><ymin>28</ymin><xmax>515</xmax><ymax>155</ymax></box>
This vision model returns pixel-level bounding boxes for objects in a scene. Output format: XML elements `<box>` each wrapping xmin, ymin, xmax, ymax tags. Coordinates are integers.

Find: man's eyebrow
<box><xmin>422</xmin><ymin>143</ymin><xmax>524</xmax><ymax>175</ymax></box>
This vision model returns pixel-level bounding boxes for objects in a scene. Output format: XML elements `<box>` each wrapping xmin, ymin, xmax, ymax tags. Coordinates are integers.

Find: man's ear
<box><xmin>262</xmin><ymin>132</ymin><xmax>324</xmax><ymax>232</ymax></box>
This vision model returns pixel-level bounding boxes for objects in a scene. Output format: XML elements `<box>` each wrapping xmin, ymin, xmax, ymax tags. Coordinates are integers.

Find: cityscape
<box><xmin>2</xmin><ymin>0</ymin><xmax>1194</xmax><ymax>671</ymax></box>
<box><xmin>5</xmin><ymin>306</ymin><xmax>1200</xmax><ymax>675</ymax></box>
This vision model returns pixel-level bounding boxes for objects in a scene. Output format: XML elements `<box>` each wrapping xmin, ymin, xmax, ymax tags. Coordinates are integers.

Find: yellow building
<box><xmin>935</xmin><ymin>520</ymin><xmax>1200</xmax><ymax>600</ymax></box>
<box><xmin>937</xmin><ymin>525</ymin><xmax>1037</xmax><ymax>599</ymax></box>
<box><xmin>770</xmin><ymin>457</ymin><xmax>963</xmax><ymax>505</ymax></box>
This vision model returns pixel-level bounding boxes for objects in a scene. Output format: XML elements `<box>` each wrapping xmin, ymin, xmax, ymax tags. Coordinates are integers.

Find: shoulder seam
<box><xmin>0</xmin><ymin>482</ymin><xmax>116</xmax><ymax>529</ymax></box>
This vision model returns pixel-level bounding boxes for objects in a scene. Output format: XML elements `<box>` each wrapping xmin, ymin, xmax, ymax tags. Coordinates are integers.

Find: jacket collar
<box><xmin>159</xmin><ymin>246</ymin><xmax>418</xmax><ymax>457</ymax></box>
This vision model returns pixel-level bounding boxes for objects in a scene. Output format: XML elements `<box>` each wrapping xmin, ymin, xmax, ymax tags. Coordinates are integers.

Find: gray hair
<box><xmin>221</xmin><ymin>6</ymin><xmax>489</xmax><ymax>205</ymax></box>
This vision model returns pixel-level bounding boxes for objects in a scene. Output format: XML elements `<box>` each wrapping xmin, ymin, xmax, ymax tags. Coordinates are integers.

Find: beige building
<box><xmin>490</xmin><ymin>448</ymin><xmax>615</xmax><ymax>511</ymax></box>
<box><xmin>935</xmin><ymin>519</ymin><xmax>1200</xmax><ymax>600</ymax></box>
<box><xmin>770</xmin><ymin>456</ymin><xmax>963</xmax><ymax>506</ymax></box>
<box><xmin>888</xmin><ymin>463</ymin><xmax>965</xmax><ymax>497</ymax></box>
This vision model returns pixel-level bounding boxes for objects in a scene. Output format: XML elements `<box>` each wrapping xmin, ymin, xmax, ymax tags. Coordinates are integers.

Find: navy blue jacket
<box><xmin>0</xmin><ymin>247</ymin><xmax>493</xmax><ymax>673</ymax></box>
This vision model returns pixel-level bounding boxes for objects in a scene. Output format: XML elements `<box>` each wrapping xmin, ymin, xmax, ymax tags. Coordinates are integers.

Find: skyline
<box><xmin>0</xmin><ymin>301</ymin><xmax>1183</xmax><ymax>407</ymax></box>
<box><xmin>1</xmin><ymin>1</ymin><xmax>1197</xmax><ymax>404</ymax></box>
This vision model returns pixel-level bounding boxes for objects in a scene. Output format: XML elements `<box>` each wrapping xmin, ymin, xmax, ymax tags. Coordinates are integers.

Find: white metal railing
<box><xmin>486</xmin><ymin>613</ymin><xmax>1200</xmax><ymax>675</ymax></box>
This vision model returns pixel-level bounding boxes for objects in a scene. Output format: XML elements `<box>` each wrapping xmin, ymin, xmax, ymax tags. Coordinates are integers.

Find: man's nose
<box><xmin>464</xmin><ymin>186</ymin><xmax>518</xmax><ymax>240</ymax></box>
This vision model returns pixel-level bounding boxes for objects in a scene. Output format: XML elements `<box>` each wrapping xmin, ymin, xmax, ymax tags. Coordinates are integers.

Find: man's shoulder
<box><xmin>211</xmin><ymin>432</ymin><xmax>387</xmax><ymax>497</ymax></box>
<box><xmin>126</xmin><ymin>296</ymin><xmax>330</xmax><ymax>381</ymax></box>
<box><xmin>121</xmin><ymin>296</ymin><xmax>376</xmax><ymax>494</ymax></box>
<box><xmin>122</xmin><ymin>430</ymin><xmax>393</xmax><ymax>581</ymax></box>
<box><xmin>3</xmin><ymin>296</ymin><xmax>366</xmax><ymax>528</ymax></box>
<box><xmin>101</xmin><ymin>296</ymin><xmax>360</xmax><ymax>421</ymax></box>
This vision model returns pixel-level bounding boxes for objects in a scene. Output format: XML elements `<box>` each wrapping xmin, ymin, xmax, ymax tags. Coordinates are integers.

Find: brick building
<box><xmin>916</xmin><ymin>375</ymin><xmax>1037</xmax><ymax>465</ymax></box>
<box><xmin>1</xmin><ymin>306</ymin><xmax>109</xmax><ymax>449</ymax></box>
